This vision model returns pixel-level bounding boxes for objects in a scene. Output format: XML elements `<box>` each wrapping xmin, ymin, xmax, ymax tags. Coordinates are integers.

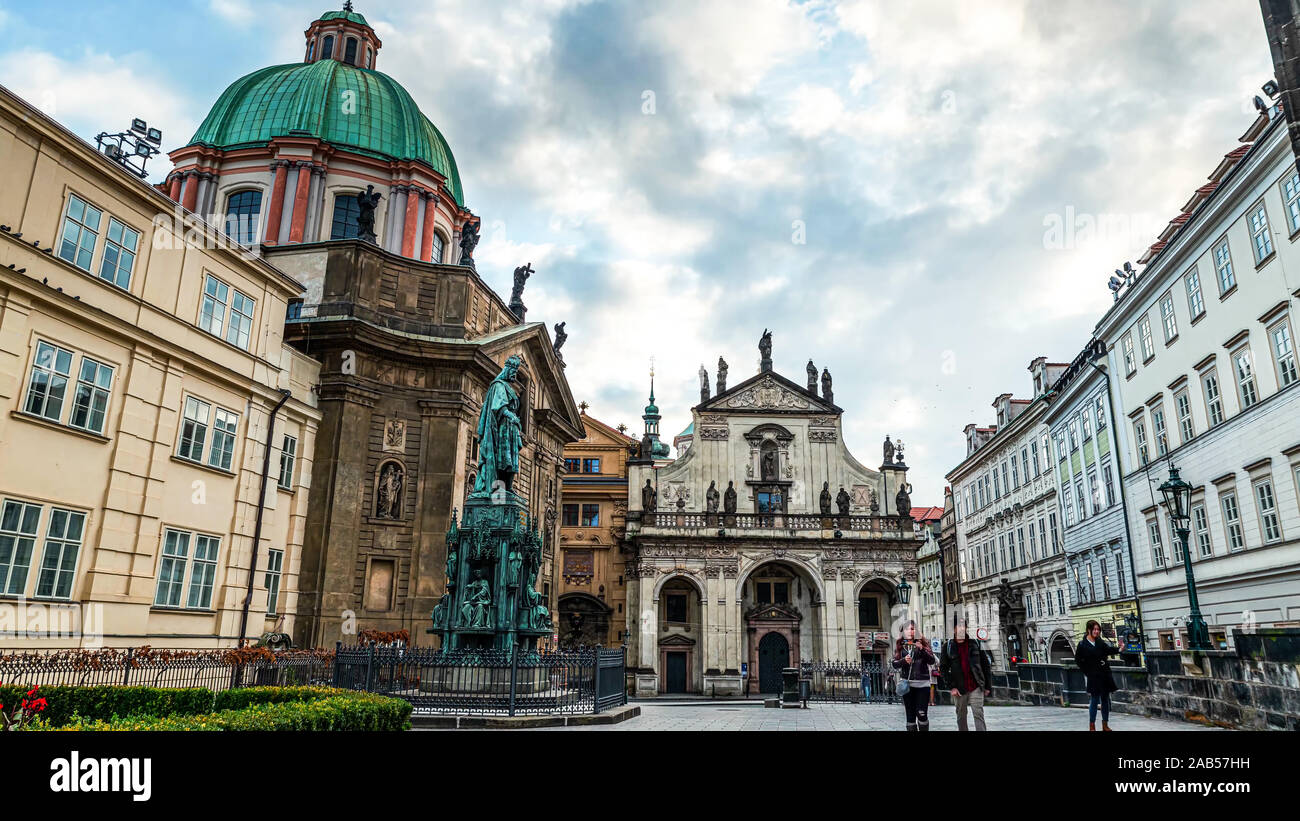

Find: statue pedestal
<box><xmin>430</xmin><ymin>492</ymin><xmax>553</xmax><ymax>651</ymax></box>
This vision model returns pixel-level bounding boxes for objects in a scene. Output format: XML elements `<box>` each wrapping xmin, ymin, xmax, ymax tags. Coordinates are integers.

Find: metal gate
<box><xmin>799</xmin><ymin>660</ymin><xmax>894</xmax><ymax>703</ymax></box>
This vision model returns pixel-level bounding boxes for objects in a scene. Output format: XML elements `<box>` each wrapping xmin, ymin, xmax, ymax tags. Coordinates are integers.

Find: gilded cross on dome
<box><xmin>579</xmin><ymin>401</ymin><xmax>589</xmax><ymax>413</ymax></box>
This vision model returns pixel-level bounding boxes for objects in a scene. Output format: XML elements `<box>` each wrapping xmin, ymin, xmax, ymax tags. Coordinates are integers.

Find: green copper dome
<box><xmin>319</xmin><ymin>9</ymin><xmax>369</xmax><ymax>25</ymax></box>
<box><xmin>188</xmin><ymin>60</ymin><xmax>464</xmax><ymax>205</ymax></box>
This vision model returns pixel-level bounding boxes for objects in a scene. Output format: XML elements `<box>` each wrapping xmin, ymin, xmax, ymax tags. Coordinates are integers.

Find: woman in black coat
<box><xmin>1074</xmin><ymin>619</ymin><xmax>1121</xmax><ymax>731</ymax></box>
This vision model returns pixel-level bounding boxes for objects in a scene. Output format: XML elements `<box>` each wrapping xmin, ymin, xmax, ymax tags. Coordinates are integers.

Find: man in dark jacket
<box><xmin>939</xmin><ymin>620</ymin><xmax>992</xmax><ymax>731</ymax></box>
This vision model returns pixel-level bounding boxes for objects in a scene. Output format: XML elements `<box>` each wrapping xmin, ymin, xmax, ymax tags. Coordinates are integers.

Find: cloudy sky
<box><xmin>0</xmin><ymin>0</ymin><xmax>1277</xmax><ymax>500</ymax></box>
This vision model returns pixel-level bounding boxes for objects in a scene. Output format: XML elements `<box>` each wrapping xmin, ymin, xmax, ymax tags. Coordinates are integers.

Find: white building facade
<box><xmin>947</xmin><ymin>358</ymin><xmax>1073</xmax><ymax>667</ymax></box>
<box><xmin>1095</xmin><ymin>107</ymin><xmax>1300</xmax><ymax>650</ymax></box>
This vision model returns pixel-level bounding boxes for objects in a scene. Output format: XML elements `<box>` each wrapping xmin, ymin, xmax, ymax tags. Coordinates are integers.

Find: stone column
<box><xmin>419</xmin><ymin>191</ymin><xmax>438</xmax><ymax>262</ymax></box>
<box><xmin>167</xmin><ymin>173</ymin><xmax>182</xmax><ymax>202</ymax></box>
<box><xmin>180</xmin><ymin>171</ymin><xmax>199</xmax><ymax>212</ymax></box>
<box><xmin>288</xmin><ymin>162</ymin><xmax>314</xmax><ymax>243</ymax></box>
<box><xmin>400</xmin><ymin>187</ymin><xmax>421</xmax><ymax>258</ymax></box>
<box><xmin>823</xmin><ymin>572</ymin><xmax>840</xmax><ymax>661</ymax></box>
<box><xmin>635</xmin><ymin>573</ymin><xmax>659</xmax><ymax>695</ymax></box>
<box><xmin>263</xmin><ymin>162</ymin><xmax>289</xmax><ymax>245</ymax></box>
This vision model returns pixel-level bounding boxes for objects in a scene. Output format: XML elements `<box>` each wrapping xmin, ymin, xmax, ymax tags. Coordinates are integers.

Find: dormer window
<box><xmin>321</xmin><ymin>35</ymin><xmax>335</xmax><ymax>60</ymax></box>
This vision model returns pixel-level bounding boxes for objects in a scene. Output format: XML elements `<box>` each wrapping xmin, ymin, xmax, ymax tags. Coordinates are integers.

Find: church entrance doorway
<box><xmin>757</xmin><ymin>631</ymin><xmax>790</xmax><ymax>695</ymax></box>
<box><xmin>664</xmin><ymin>652</ymin><xmax>688</xmax><ymax>693</ymax></box>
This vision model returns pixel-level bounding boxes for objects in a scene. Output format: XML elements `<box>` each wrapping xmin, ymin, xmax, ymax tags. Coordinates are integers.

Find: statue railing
<box><xmin>638</xmin><ymin>511</ymin><xmax>910</xmax><ymax>533</ymax></box>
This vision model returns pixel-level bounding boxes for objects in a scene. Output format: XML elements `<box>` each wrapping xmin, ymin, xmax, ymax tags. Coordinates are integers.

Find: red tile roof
<box><xmin>911</xmin><ymin>506</ymin><xmax>943</xmax><ymax>523</ymax></box>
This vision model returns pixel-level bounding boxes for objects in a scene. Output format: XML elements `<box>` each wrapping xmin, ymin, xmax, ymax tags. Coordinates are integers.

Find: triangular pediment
<box><xmin>660</xmin><ymin>633</ymin><xmax>697</xmax><ymax>647</ymax></box>
<box><xmin>576</xmin><ymin>413</ymin><xmax>639</xmax><ymax>448</ymax></box>
<box><xmin>697</xmin><ymin>370</ymin><xmax>841</xmax><ymax>415</ymax></box>
<box><xmin>744</xmin><ymin>602</ymin><xmax>803</xmax><ymax>621</ymax></box>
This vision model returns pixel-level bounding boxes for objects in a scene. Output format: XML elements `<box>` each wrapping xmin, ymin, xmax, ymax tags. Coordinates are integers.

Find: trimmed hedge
<box><xmin>7</xmin><ymin>685</ymin><xmax>411</xmax><ymax>731</ymax></box>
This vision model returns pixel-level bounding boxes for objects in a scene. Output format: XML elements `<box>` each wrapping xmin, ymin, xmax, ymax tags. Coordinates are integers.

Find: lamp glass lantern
<box><xmin>896</xmin><ymin>578</ymin><xmax>911</xmax><ymax>605</ymax></box>
<box><xmin>1157</xmin><ymin>465</ymin><xmax>1192</xmax><ymax>531</ymax></box>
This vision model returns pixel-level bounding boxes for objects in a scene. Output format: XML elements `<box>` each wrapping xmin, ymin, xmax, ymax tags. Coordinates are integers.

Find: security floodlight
<box><xmin>131</xmin><ymin>118</ymin><xmax>147</xmax><ymax>134</ymax></box>
<box><xmin>1255</xmin><ymin>95</ymin><xmax>1268</xmax><ymax>114</ymax></box>
<box><xmin>146</xmin><ymin>127</ymin><xmax>162</xmax><ymax>144</ymax></box>
<box><xmin>1263</xmin><ymin>79</ymin><xmax>1280</xmax><ymax>98</ymax></box>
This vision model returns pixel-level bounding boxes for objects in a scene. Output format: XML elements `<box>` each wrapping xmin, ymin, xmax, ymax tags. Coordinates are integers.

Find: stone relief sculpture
<box><xmin>724</xmin><ymin>481</ymin><xmax>738</xmax><ymax>514</ymax></box>
<box><xmin>383</xmin><ymin>418</ymin><xmax>406</xmax><ymax>453</ymax></box>
<box><xmin>471</xmin><ymin>355</ymin><xmax>524</xmax><ymax>495</ymax></box>
<box><xmin>706</xmin><ymin>481</ymin><xmax>720</xmax><ymax>513</ymax></box>
<box><xmin>376</xmin><ymin>461</ymin><xmax>404</xmax><ymax>519</ymax></box>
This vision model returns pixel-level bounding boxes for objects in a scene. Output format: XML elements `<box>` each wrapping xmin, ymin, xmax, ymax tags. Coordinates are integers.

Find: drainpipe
<box><xmin>239</xmin><ymin>388</ymin><xmax>294</xmax><ymax>647</ymax></box>
<box><xmin>1086</xmin><ymin>356</ymin><xmax>1145</xmax><ymax>660</ymax></box>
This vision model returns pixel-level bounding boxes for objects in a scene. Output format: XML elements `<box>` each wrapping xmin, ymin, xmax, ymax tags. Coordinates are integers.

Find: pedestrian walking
<box><xmin>893</xmin><ymin>620</ymin><xmax>936</xmax><ymax>731</ymax></box>
<box><xmin>939</xmin><ymin>620</ymin><xmax>992</xmax><ymax>731</ymax></box>
<box><xmin>860</xmin><ymin>661</ymin><xmax>873</xmax><ymax>702</ymax></box>
<box><xmin>1075</xmin><ymin>619</ymin><xmax>1121</xmax><ymax>731</ymax></box>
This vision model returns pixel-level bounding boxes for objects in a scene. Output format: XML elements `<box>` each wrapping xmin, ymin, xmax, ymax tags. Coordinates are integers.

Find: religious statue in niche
<box><xmin>471</xmin><ymin>355</ymin><xmax>524</xmax><ymax>496</ymax></box>
<box><xmin>376</xmin><ymin>462</ymin><xmax>404</xmax><ymax>519</ymax></box>
<box><xmin>383</xmin><ymin>418</ymin><xmax>406</xmax><ymax>453</ymax></box>
<box><xmin>706</xmin><ymin>480</ymin><xmax>720</xmax><ymax>513</ymax></box>
<box><xmin>724</xmin><ymin>481</ymin><xmax>738</xmax><ymax>514</ymax></box>
<box><xmin>836</xmin><ymin>486</ymin><xmax>851</xmax><ymax>516</ymax></box>
<box><xmin>761</xmin><ymin>448</ymin><xmax>778</xmax><ymax>481</ymax></box>
<box><xmin>459</xmin><ymin>570</ymin><xmax>492</xmax><ymax>628</ymax></box>
<box><xmin>820</xmin><ymin>482</ymin><xmax>832</xmax><ymax>515</ymax></box>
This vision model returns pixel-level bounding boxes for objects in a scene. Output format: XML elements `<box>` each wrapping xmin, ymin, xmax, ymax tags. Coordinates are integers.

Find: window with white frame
<box><xmin>265</xmin><ymin>548</ymin><xmax>283</xmax><ymax>615</ymax></box>
<box><xmin>278</xmin><ymin>434</ymin><xmax>297</xmax><ymax>490</ymax></box>
<box><xmin>1010</xmin><ymin>454</ymin><xmax>1019</xmax><ymax>488</ymax></box>
<box><xmin>1075</xmin><ymin>480</ymin><xmax>1088</xmax><ymax>521</ymax></box>
<box><xmin>1171</xmin><ymin>517</ymin><xmax>1185</xmax><ymax>563</ymax></box>
<box><xmin>1214</xmin><ymin>238</ymin><xmax>1235</xmax><ymax>294</ymax></box>
<box><xmin>1063</xmin><ymin>486</ymin><xmax>1075</xmax><ymax>526</ymax></box>
<box><xmin>1088</xmin><ymin>470</ymin><xmax>1101</xmax><ymax>514</ymax></box>
<box><xmin>1139</xmin><ymin>316</ymin><xmax>1155</xmax><ymax>361</ymax></box>
<box><xmin>1021</xmin><ymin>447</ymin><xmax>1030</xmax><ymax>483</ymax></box>
<box><xmin>1038</xmin><ymin>518</ymin><xmax>1048</xmax><ymax>559</ymax></box>
<box><xmin>1191</xmin><ymin>502</ymin><xmax>1212</xmax><ymax>559</ymax></box>
<box><xmin>22</xmin><ymin>341</ymin><xmax>115</xmax><ymax>436</ymax></box>
<box><xmin>1095</xmin><ymin>395</ymin><xmax>1107</xmax><ymax>430</ymax></box>
<box><xmin>1133</xmin><ymin>418</ymin><xmax>1149</xmax><ymax>465</ymax></box>
<box><xmin>1057</xmin><ymin>588</ymin><xmax>1065</xmax><ymax>614</ymax></box>
<box><xmin>1122</xmin><ymin>334</ymin><xmax>1137</xmax><ymax>376</ymax></box>
<box><xmin>57</xmin><ymin>194</ymin><xmax>102</xmax><ymax>271</ymax></box>
<box><xmin>98</xmin><ymin>218</ymin><xmax>140</xmax><ymax>289</ymax></box>
<box><xmin>1220</xmin><ymin>490</ymin><xmax>1245</xmax><ymax>552</ymax></box>
<box><xmin>1175</xmin><ymin>390</ymin><xmax>1194</xmax><ymax>445</ymax></box>
<box><xmin>0</xmin><ymin>500</ymin><xmax>41</xmax><ymax>595</ymax></box>
<box><xmin>1102</xmin><ymin>461</ymin><xmax>1116</xmax><ymax>507</ymax></box>
<box><xmin>1202</xmin><ymin>368</ymin><xmax>1224</xmax><ymax>426</ymax></box>
<box><xmin>1148</xmin><ymin>519</ymin><xmax>1165</xmax><ymax>568</ymax></box>
<box><xmin>1081</xmin><ymin>409</ymin><xmax>1093</xmax><ymax>442</ymax></box>
<box><xmin>1160</xmin><ymin>293</ymin><xmax>1177</xmax><ymax>342</ymax></box>
<box><xmin>154</xmin><ymin>528</ymin><xmax>221</xmax><ymax>609</ymax></box>
<box><xmin>1284</xmin><ymin>171</ymin><xmax>1300</xmax><ymax>234</ymax></box>
<box><xmin>177</xmin><ymin>397</ymin><xmax>210</xmax><ymax>463</ymax></box>
<box><xmin>1032</xmin><ymin>439</ymin><xmax>1041</xmax><ymax>475</ymax></box>
<box><xmin>199</xmin><ymin>274</ymin><xmax>256</xmax><ymax>351</ymax></box>
<box><xmin>1028</xmin><ymin>518</ymin><xmax>1038</xmax><ymax>556</ymax></box>
<box><xmin>1185</xmin><ymin>267</ymin><xmax>1206</xmax><ymax>320</ymax></box>
<box><xmin>1254</xmin><ymin>479</ymin><xmax>1283</xmax><ymax>544</ymax></box>
<box><xmin>1269</xmin><ymin>320</ymin><xmax>1298</xmax><ymax>389</ymax></box>
<box><xmin>1233</xmin><ymin>347</ymin><xmax>1258</xmax><ymax>409</ymax></box>
<box><xmin>1050</xmin><ymin>512</ymin><xmax>1060</xmax><ymax>552</ymax></box>
<box><xmin>1249</xmin><ymin>202</ymin><xmax>1274</xmax><ymax>263</ymax></box>
<box><xmin>209</xmin><ymin>408</ymin><xmax>239</xmax><ymax>471</ymax></box>
<box><xmin>1068</xmin><ymin>420</ymin><xmax>1079</xmax><ymax>451</ymax></box>
<box><xmin>35</xmin><ymin>507</ymin><xmax>86</xmax><ymax>599</ymax></box>
<box><xmin>1101</xmin><ymin>557</ymin><xmax>1110</xmax><ymax>599</ymax></box>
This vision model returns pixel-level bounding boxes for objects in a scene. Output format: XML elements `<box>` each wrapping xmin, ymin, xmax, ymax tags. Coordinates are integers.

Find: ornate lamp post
<box><xmin>896</xmin><ymin>578</ymin><xmax>912</xmax><ymax>629</ymax></box>
<box><xmin>1156</xmin><ymin>465</ymin><xmax>1211</xmax><ymax>652</ymax></box>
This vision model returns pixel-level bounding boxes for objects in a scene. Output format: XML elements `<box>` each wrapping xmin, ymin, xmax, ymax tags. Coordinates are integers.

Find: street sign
<box><xmin>931</xmin><ymin>639</ymin><xmax>941</xmax><ymax>653</ymax></box>
<box><xmin>741</xmin><ymin>662</ymin><xmax>748</xmax><ymax>678</ymax></box>
<box><xmin>976</xmin><ymin>627</ymin><xmax>989</xmax><ymax>641</ymax></box>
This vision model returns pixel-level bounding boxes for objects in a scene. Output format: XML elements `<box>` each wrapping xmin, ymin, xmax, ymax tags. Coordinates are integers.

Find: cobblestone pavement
<box><xmin>551</xmin><ymin>701</ymin><xmax>1221</xmax><ymax>731</ymax></box>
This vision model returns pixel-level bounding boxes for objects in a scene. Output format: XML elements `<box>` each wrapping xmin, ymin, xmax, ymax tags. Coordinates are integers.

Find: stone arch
<box><xmin>652</xmin><ymin>570</ymin><xmax>706</xmax><ymax>601</ymax></box>
<box><xmin>852</xmin><ymin>574</ymin><xmax>903</xmax><ymax>599</ymax></box>
<box><xmin>1047</xmin><ymin>629</ymin><xmax>1074</xmax><ymax>662</ymax></box>
<box><xmin>734</xmin><ymin>555</ymin><xmax>824</xmax><ymax>602</ymax></box>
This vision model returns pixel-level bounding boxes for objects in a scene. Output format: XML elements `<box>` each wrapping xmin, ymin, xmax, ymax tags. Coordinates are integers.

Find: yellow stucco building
<box><xmin>0</xmin><ymin>84</ymin><xmax>321</xmax><ymax>648</ymax></box>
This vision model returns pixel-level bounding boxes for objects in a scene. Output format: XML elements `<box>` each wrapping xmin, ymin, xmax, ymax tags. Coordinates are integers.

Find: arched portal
<box><xmin>557</xmin><ymin>593</ymin><xmax>613</xmax><ymax>649</ymax></box>
<box><xmin>1049</xmin><ymin>633</ymin><xmax>1074</xmax><ymax>663</ymax></box>
<box><xmin>742</xmin><ymin>561</ymin><xmax>816</xmax><ymax>694</ymax></box>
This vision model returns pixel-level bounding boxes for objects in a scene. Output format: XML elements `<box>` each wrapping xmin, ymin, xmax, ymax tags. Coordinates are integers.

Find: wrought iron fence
<box><xmin>799</xmin><ymin>660</ymin><xmax>896</xmax><ymax>703</ymax></box>
<box><xmin>332</xmin><ymin>643</ymin><xmax>628</xmax><ymax>716</ymax></box>
<box><xmin>0</xmin><ymin>647</ymin><xmax>334</xmax><ymax>691</ymax></box>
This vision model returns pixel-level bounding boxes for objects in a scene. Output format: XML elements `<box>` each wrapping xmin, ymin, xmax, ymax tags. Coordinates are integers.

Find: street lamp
<box><xmin>896</xmin><ymin>578</ymin><xmax>911</xmax><ymax>606</ymax></box>
<box><xmin>1156</xmin><ymin>465</ymin><xmax>1211</xmax><ymax>652</ymax></box>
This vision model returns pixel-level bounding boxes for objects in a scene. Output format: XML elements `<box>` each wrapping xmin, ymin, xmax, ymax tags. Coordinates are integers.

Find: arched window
<box><xmin>344</xmin><ymin>37</ymin><xmax>358</xmax><ymax>66</ymax></box>
<box><xmin>375</xmin><ymin>460</ymin><xmax>405</xmax><ymax>519</ymax></box>
<box><xmin>307</xmin><ymin>39</ymin><xmax>316</xmax><ymax>61</ymax></box>
<box><xmin>430</xmin><ymin>231</ymin><xmax>445</xmax><ymax>263</ymax></box>
<box><xmin>321</xmin><ymin>35</ymin><xmax>334</xmax><ymax>60</ymax></box>
<box><xmin>366</xmin><ymin>48</ymin><xmax>373</xmax><ymax>69</ymax></box>
<box><xmin>224</xmin><ymin>190</ymin><xmax>262</xmax><ymax>245</ymax></box>
<box><xmin>330</xmin><ymin>194</ymin><xmax>362</xmax><ymax>240</ymax></box>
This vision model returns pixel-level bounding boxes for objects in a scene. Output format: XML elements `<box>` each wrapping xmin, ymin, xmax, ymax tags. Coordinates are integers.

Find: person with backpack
<box><xmin>893</xmin><ymin>620</ymin><xmax>936</xmax><ymax>731</ymax></box>
<box><xmin>939</xmin><ymin>620</ymin><xmax>992</xmax><ymax>731</ymax></box>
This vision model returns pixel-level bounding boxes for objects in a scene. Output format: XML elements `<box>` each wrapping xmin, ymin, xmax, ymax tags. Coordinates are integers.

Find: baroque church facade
<box><xmin>166</xmin><ymin>6</ymin><xmax>584</xmax><ymax>647</ymax></box>
<box><xmin>625</xmin><ymin>335</ymin><xmax>921</xmax><ymax>696</ymax></box>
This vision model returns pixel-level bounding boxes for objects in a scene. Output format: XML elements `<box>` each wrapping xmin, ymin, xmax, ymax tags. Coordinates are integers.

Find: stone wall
<box><xmin>983</xmin><ymin>629</ymin><xmax>1300</xmax><ymax>730</ymax></box>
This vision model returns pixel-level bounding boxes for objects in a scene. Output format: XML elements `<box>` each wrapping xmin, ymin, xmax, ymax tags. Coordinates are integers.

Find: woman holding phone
<box><xmin>1075</xmin><ymin>619</ymin><xmax>1121</xmax><ymax>731</ymax></box>
<box><xmin>893</xmin><ymin>620</ymin><xmax>936</xmax><ymax>731</ymax></box>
